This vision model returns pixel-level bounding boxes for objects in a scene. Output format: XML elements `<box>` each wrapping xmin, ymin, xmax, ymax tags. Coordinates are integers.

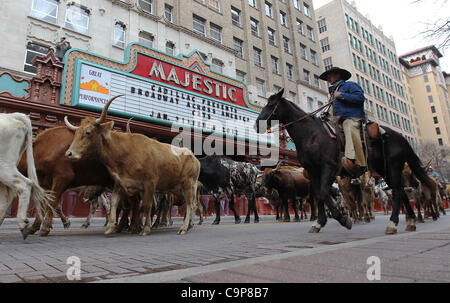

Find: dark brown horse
<box><xmin>255</xmin><ymin>90</ymin><xmax>436</xmax><ymax>234</ymax></box>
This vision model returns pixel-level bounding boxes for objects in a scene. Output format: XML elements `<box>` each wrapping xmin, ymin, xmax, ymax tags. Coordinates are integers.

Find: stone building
<box><xmin>0</xmin><ymin>0</ymin><xmax>328</xmax><ymax>109</ymax></box>
<box><xmin>400</xmin><ymin>46</ymin><xmax>450</xmax><ymax>148</ymax></box>
<box><xmin>315</xmin><ymin>0</ymin><xmax>416</xmax><ymax>148</ymax></box>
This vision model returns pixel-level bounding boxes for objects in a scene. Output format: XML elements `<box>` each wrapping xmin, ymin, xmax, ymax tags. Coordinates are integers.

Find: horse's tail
<box><xmin>406</xmin><ymin>145</ymin><xmax>436</xmax><ymax>192</ymax></box>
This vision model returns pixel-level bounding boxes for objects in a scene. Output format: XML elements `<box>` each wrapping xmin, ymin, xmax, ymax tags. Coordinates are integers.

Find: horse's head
<box><xmin>254</xmin><ymin>89</ymin><xmax>285</xmax><ymax>134</ymax></box>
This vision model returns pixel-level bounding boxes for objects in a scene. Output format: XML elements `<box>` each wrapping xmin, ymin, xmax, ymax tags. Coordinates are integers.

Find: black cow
<box><xmin>198</xmin><ymin>156</ymin><xmax>261</xmax><ymax>225</ymax></box>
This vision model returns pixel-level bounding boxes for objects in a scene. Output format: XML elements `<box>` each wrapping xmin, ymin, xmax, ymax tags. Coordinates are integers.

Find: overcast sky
<box><xmin>313</xmin><ymin>0</ymin><xmax>450</xmax><ymax>71</ymax></box>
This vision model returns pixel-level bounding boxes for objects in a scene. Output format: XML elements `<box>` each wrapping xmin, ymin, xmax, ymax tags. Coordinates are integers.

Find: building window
<box><xmin>324</xmin><ymin>57</ymin><xmax>333</xmax><ymax>70</ymax></box>
<box><xmin>290</xmin><ymin>92</ymin><xmax>297</xmax><ymax>103</ymax></box>
<box><xmin>424</xmin><ymin>75</ymin><xmax>429</xmax><ymax>82</ymax></box>
<box><xmin>286</xmin><ymin>63</ymin><xmax>294</xmax><ymax>81</ymax></box>
<box><xmin>310</xmin><ymin>50</ymin><xmax>318</xmax><ymax>66</ymax></box>
<box><xmin>439</xmin><ymin>139</ymin><xmax>444</xmax><ymax>146</ymax></box>
<box><xmin>318</xmin><ymin>19</ymin><xmax>327</xmax><ymax>33</ymax></box>
<box><xmin>65</xmin><ymin>5</ymin><xmax>89</xmax><ymax>34</ymax></box>
<box><xmin>320</xmin><ymin>38</ymin><xmax>330</xmax><ymax>52</ymax></box>
<box><xmin>236</xmin><ymin>70</ymin><xmax>247</xmax><ymax>83</ymax></box>
<box><xmin>210</xmin><ymin>23</ymin><xmax>223</xmax><ymax>43</ymax></box>
<box><xmin>303</xmin><ymin>69</ymin><xmax>310</xmax><ymax>84</ymax></box>
<box><xmin>271</xmin><ymin>56</ymin><xmax>280</xmax><ymax>75</ymax></box>
<box><xmin>193</xmin><ymin>15</ymin><xmax>206</xmax><ymax>36</ymax></box>
<box><xmin>250</xmin><ymin>18</ymin><xmax>260</xmax><ymax>37</ymax></box>
<box><xmin>283</xmin><ymin>36</ymin><xmax>291</xmax><ymax>53</ymax></box>
<box><xmin>265</xmin><ymin>2</ymin><xmax>273</xmax><ymax>18</ymax></box>
<box><xmin>429</xmin><ymin>95</ymin><xmax>434</xmax><ymax>103</ymax></box>
<box><xmin>307</xmin><ymin>97</ymin><xmax>314</xmax><ymax>110</ymax></box>
<box><xmin>139</xmin><ymin>31</ymin><xmax>154</xmax><ymax>48</ymax></box>
<box><xmin>280</xmin><ymin>11</ymin><xmax>288</xmax><ymax>27</ymax></box>
<box><xmin>297</xmin><ymin>19</ymin><xmax>305</xmax><ymax>35</ymax></box>
<box><xmin>30</xmin><ymin>0</ymin><xmax>58</xmax><ymax>24</ymax></box>
<box><xmin>211</xmin><ymin>58</ymin><xmax>223</xmax><ymax>74</ymax></box>
<box><xmin>113</xmin><ymin>23</ymin><xmax>126</xmax><ymax>48</ymax></box>
<box><xmin>307</xmin><ymin>26</ymin><xmax>315</xmax><ymax>41</ymax></box>
<box><xmin>268</xmin><ymin>28</ymin><xmax>276</xmax><ymax>46</ymax></box>
<box><xmin>303</xmin><ymin>3</ymin><xmax>311</xmax><ymax>17</ymax></box>
<box><xmin>139</xmin><ymin>0</ymin><xmax>153</xmax><ymax>14</ymax></box>
<box><xmin>436</xmin><ymin>127</ymin><xmax>441</xmax><ymax>135</ymax></box>
<box><xmin>254</xmin><ymin>47</ymin><xmax>263</xmax><ymax>67</ymax></box>
<box><xmin>300</xmin><ymin>43</ymin><xmax>308</xmax><ymax>60</ymax></box>
<box><xmin>426</xmin><ymin>85</ymin><xmax>431</xmax><ymax>93</ymax></box>
<box><xmin>231</xmin><ymin>7</ymin><xmax>241</xmax><ymax>27</ymax></box>
<box><xmin>24</xmin><ymin>42</ymin><xmax>50</xmax><ymax>74</ymax></box>
<box><xmin>431</xmin><ymin>106</ymin><xmax>436</xmax><ymax>113</ymax></box>
<box><xmin>249</xmin><ymin>0</ymin><xmax>258</xmax><ymax>9</ymax></box>
<box><xmin>164</xmin><ymin>4</ymin><xmax>173</xmax><ymax>22</ymax></box>
<box><xmin>293</xmin><ymin>0</ymin><xmax>300</xmax><ymax>10</ymax></box>
<box><xmin>314</xmin><ymin>75</ymin><xmax>321</xmax><ymax>88</ymax></box>
<box><xmin>204</xmin><ymin>0</ymin><xmax>221</xmax><ymax>12</ymax></box>
<box><xmin>165</xmin><ymin>41</ymin><xmax>175</xmax><ymax>55</ymax></box>
<box><xmin>233</xmin><ymin>37</ymin><xmax>244</xmax><ymax>59</ymax></box>
<box><xmin>256</xmin><ymin>78</ymin><xmax>266</xmax><ymax>97</ymax></box>
<box><xmin>434</xmin><ymin>117</ymin><xmax>439</xmax><ymax>124</ymax></box>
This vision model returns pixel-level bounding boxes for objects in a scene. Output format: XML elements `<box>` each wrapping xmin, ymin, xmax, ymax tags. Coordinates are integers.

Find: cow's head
<box><xmin>65</xmin><ymin>95</ymin><xmax>124</xmax><ymax>161</ymax></box>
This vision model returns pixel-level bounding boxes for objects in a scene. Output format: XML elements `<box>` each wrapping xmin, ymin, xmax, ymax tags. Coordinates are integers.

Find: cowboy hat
<box><xmin>319</xmin><ymin>67</ymin><xmax>352</xmax><ymax>81</ymax></box>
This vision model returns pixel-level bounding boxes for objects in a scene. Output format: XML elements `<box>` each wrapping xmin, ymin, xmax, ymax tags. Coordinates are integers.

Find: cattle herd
<box><xmin>0</xmin><ymin>95</ymin><xmax>448</xmax><ymax>240</ymax></box>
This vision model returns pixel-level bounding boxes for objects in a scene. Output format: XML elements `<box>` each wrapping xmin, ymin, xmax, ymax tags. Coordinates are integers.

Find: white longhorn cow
<box><xmin>0</xmin><ymin>113</ymin><xmax>52</xmax><ymax>239</ymax></box>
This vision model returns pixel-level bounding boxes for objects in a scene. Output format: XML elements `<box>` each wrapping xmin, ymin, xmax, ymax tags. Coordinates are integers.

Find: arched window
<box><xmin>114</xmin><ymin>23</ymin><xmax>126</xmax><ymax>48</ymax></box>
<box><xmin>65</xmin><ymin>5</ymin><xmax>89</xmax><ymax>34</ymax></box>
<box><xmin>166</xmin><ymin>41</ymin><xmax>175</xmax><ymax>55</ymax></box>
<box><xmin>211</xmin><ymin>59</ymin><xmax>223</xmax><ymax>74</ymax></box>
<box><xmin>30</xmin><ymin>0</ymin><xmax>58</xmax><ymax>24</ymax></box>
<box><xmin>139</xmin><ymin>31</ymin><xmax>154</xmax><ymax>48</ymax></box>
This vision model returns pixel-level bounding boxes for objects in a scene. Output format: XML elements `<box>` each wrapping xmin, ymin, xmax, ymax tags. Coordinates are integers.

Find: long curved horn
<box><xmin>273</xmin><ymin>161</ymin><xmax>282</xmax><ymax>172</ymax></box>
<box><xmin>126</xmin><ymin>117</ymin><xmax>133</xmax><ymax>133</ymax></box>
<box><xmin>423</xmin><ymin>159</ymin><xmax>433</xmax><ymax>170</ymax></box>
<box><xmin>96</xmin><ymin>95</ymin><xmax>125</xmax><ymax>124</ymax></box>
<box><xmin>64</xmin><ymin>116</ymin><xmax>79</xmax><ymax>131</ymax></box>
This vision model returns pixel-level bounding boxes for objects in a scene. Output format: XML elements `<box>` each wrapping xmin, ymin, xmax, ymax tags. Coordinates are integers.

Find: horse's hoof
<box><xmin>198</xmin><ymin>222</ymin><xmax>203</xmax><ymax>226</ymax></box>
<box><xmin>254</xmin><ymin>219</ymin><xmax>260</xmax><ymax>224</ymax></box>
<box><xmin>63</xmin><ymin>221</ymin><xmax>71</xmax><ymax>229</ymax></box>
<box><xmin>177</xmin><ymin>230</ymin><xmax>187</xmax><ymax>235</ymax></box>
<box><xmin>385</xmin><ymin>227</ymin><xmax>397</xmax><ymax>235</ymax></box>
<box><xmin>283</xmin><ymin>218</ymin><xmax>291</xmax><ymax>223</ymax></box>
<box><xmin>433</xmin><ymin>217</ymin><xmax>438</xmax><ymax>221</ymax></box>
<box><xmin>212</xmin><ymin>220</ymin><xmax>220</xmax><ymax>225</ymax></box>
<box><xmin>235</xmin><ymin>218</ymin><xmax>242</xmax><ymax>224</ymax></box>
<box><xmin>309</xmin><ymin>226</ymin><xmax>321</xmax><ymax>233</ymax></box>
<box><xmin>294</xmin><ymin>218</ymin><xmax>300</xmax><ymax>223</ymax></box>
<box><xmin>405</xmin><ymin>225</ymin><xmax>416</xmax><ymax>232</ymax></box>
<box><xmin>104</xmin><ymin>225</ymin><xmax>116</xmax><ymax>235</ymax></box>
<box><xmin>39</xmin><ymin>229</ymin><xmax>50</xmax><ymax>237</ymax></box>
<box><xmin>81</xmin><ymin>224</ymin><xmax>89</xmax><ymax>229</ymax></box>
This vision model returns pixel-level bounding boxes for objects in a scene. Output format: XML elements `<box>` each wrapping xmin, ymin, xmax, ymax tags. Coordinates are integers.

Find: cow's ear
<box><xmin>100</xmin><ymin>121</ymin><xmax>114</xmax><ymax>139</ymax></box>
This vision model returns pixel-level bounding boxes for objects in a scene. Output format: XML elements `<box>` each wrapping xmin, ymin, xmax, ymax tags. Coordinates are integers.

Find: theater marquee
<box><xmin>61</xmin><ymin>43</ymin><xmax>275</xmax><ymax>145</ymax></box>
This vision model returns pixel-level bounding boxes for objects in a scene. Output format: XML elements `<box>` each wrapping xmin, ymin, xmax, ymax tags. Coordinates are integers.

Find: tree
<box><xmin>417</xmin><ymin>141</ymin><xmax>450</xmax><ymax>182</ymax></box>
<box><xmin>413</xmin><ymin>0</ymin><xmax>450</xmax><ymax>51</ymax></box>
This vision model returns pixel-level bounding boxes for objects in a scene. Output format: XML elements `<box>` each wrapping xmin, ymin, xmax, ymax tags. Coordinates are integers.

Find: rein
<box><xmin>267</xmin><ymin>84</ymin><xmax>341</xmax><ymax>133</ymax></box>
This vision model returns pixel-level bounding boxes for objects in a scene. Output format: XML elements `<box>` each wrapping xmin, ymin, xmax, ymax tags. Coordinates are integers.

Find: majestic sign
<box><xmin>62</xmin><ymin>43</ymin><xmax>275</xmax><ymax>145</ymax></box>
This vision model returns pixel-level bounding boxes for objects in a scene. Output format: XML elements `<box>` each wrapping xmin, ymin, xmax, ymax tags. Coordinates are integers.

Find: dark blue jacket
<box><xmin>333</xmin><ymin>80</ymin><xmax>366</xmax><ymax>121</ymax></box>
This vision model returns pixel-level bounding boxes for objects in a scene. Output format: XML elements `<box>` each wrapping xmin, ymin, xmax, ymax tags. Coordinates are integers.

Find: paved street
<box><xmin>1</xmin><ymin>212</ymin><xmax>450</xmax><ymax>283</ymax></box>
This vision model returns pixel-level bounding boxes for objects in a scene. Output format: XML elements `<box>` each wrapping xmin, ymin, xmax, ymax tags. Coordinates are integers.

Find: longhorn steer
<box><xmin>198</xmin><ymin>156</ymin><xmax>260</xmax><ymax>225</ymax></box>
<box><xmin>260</xmin><ymin>165</ymin><xmax>312</xmax><ymax>222</ymax></box>
<box><xmin>65</xmin><ymin>96</ymin><xmax>200</xmax><ymax>236</ymax></box>
<box><xmin>0</xmin><ymin>113</ymin><xmax>52</xmax><ymax>239</ymax></box>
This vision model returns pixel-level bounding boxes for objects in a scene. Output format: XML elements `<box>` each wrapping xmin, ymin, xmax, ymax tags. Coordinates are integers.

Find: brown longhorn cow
<box><xmin>65</xmin><ymin>95</ymin><xmax>201</xmax><ymax>236</ymax></box>
<box><xmin>17</xmin><ymin>118</ymin><xmax>140</xmax><ymax>236</ymax></box>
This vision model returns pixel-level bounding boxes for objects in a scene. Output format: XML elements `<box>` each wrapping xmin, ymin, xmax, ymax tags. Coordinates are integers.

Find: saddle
<box><xmin>321</xmin><ymin>118</ymin><xmax>386</xmax><ymax>177</ymax></box>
